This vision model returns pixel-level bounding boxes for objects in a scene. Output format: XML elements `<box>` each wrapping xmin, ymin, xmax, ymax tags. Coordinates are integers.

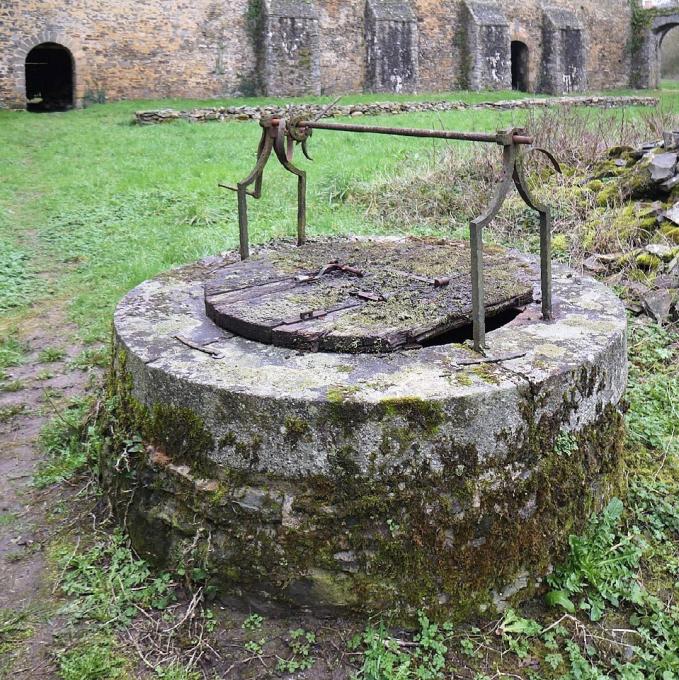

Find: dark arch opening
<box><xmin>511</xmin><ymin>41</ymin><xmax>529</xmax><ymax>92</ymax></box>
<box><xmin>660</xmin><ymin>25</ymin><xmax>679</xmax><ymax>83</ymax></box>
<box><xmin>25</xmin><ymin>42</ymin><xmax>74</xmax><ymax>112</ymax></box>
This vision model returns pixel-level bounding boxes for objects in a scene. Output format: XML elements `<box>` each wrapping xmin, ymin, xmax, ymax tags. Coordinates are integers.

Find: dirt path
<box><xmin>0</xmin><ymin>305</ymin><xmax>91</xmax><ymax>678</ymax></box>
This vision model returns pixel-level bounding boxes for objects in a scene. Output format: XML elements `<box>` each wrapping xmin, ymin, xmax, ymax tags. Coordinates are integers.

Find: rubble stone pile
<box><xmin>582</xmin><ymin>131</ymin><xmax>679</xmax><ymax>325</ymax></box>
<box><xmin>134</xmin><ymin>95</ymin><xmax>657</xmax><ymax>126</ymax></box>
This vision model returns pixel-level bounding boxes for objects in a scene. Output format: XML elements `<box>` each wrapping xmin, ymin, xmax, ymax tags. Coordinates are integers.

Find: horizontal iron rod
<box><xmin>270</xmin><ymin>118</ymin><xmax>533</xmax><ymax>145</ymax></box>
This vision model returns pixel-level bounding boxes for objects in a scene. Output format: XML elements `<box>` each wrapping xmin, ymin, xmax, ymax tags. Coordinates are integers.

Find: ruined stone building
<box><xmin>1</xmin><ymin>0</ymin><xmax>678</xmax><ymax>110</ymax></box>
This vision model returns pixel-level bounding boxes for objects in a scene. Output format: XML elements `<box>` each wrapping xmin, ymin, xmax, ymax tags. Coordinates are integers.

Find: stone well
<box><xmin>106</xmin><ymin>236</ymin><xmax>627</xmax><ymax>621</ymax></box>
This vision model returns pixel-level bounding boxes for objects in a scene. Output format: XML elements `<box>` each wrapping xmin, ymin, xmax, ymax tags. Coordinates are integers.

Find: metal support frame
<box><xmin>222</xmin><ymin>117</ymin><xmax>560</xmax><ymax>353</ymax></box>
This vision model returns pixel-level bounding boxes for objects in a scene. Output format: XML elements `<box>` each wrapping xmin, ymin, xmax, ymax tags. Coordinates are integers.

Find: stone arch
<box><xmin>657</xmin><ymin>16</ymin><xmax>679</xmax><ymax>82</ymax></box>
<box><xmin>659</xmin><ymin>23</ymin><xmax>679</xmax><ymax>80</ymax></box>
<box><xmin>25</xmin><ymin>43</ymin><xmax>74</xmax><ymax>111</ymax></box>
<box><xmin>10</xmin><ymin>31</ymin><xmax>81</xmax><ymax>109</ymax></box>
<box><xmin>633</xmin><ymin>14</ymin><xmax>679</xmax><ymax>89</ymax></box>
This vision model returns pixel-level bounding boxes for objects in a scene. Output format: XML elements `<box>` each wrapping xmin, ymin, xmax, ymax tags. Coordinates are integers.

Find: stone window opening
<box><xmin>25</xmin><ymin>42</ymin><xmax>74</xmax><ymax>112</ymax></box>
<box><xmin>511</xmin><ymin>41</ymin><xmax>529</xmax><ymax>91</ymax></box>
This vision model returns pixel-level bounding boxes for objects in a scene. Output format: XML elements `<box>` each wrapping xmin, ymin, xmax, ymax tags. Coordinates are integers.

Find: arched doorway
<box><xmin>660</xmin><ymin>26</ymin><xmax>679</xmax><ymax>84</ymax></box>
<box><xmin>511</xmin><ymin>41</ymin><xmax>529</xmax><ymax>91</ymax></box>
<box><xmin>25</xmin><ymin>43</ymin><xmax>74</xmax><ymax>112</ymax></box>
<box><xmin>633</xmin><ymin>14</ymin><xmax>679</xmax><ymax>89</ymax></box>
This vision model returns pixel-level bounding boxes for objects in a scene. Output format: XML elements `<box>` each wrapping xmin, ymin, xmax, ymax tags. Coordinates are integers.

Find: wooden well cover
<box><xmin>204</xmin><ymin>238</ymin><xmax>534</xmax><ymax>353</ymax></box>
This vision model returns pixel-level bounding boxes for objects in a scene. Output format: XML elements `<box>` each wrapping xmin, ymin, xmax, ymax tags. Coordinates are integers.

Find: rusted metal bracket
<box><xmin>224</xmin><ymin>116</ymin><xmax>560</xmax><ymax>352</ymax></box>
<box><xmin>469</xmin><ymin>128</ymin><xmax>559</xmax><ymax>351</ymax></box>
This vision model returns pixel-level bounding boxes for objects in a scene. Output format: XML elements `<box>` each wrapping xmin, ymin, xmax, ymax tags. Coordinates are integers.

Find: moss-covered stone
<box><xmin>660</xmin><ymin>224</ymin><xmax>679</xmax><ymax>245</ymax></box>
<box><xmin>584</xmin><ymin>204</ymin><xmax>659</xmax><ymax>254</ymax></box>
<box><xmin>636</xmin><ymin>252</ymin><xmax>662</xmax><ymax>270</ymax></box>
<box><xmin>101</xmin><ymin>351</ymin><xmax>626</xmax><ymax>624</ymax></box>
<box><xmin>596</xmin><ymin>156</ymin><xmax>658</xmax><ymax>207</ymax></box>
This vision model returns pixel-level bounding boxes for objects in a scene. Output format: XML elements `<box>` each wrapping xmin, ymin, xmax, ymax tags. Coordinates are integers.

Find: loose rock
<box><xmin>641</xmin><ymin>289</ymin><xmax>674</xmax><ymax>324</ymax></box>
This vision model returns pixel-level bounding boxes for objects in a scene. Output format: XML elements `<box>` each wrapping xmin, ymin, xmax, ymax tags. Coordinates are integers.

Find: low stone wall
<box><xmin>134</xmin><ymin>95</ymin><xmax>659</xmax><ymax>125</ymax></box>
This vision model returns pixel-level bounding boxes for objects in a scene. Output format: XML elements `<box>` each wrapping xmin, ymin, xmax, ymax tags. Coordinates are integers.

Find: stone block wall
<box><xmin>462</xmin><ymin>1</ymin><xmax>511</xmax><ymax>90</ymax></box>
<box><xmin>365</xmin><ymin>0</ymin><xmax>418</xmax><ymax>92</ymax></box>
<box><xmin>540</xmin><ymin>7</ymin><xmax>586</xmax><ymax>94</ymax></box>
<box><xmin>0</xmin><ymin>0</ymin><xmax>256</xmax><ymax>108</ymax></box>
<box><xmin>0</xmin><ymin>0</ymin><xmax>637</xmax><ymax>108</ymax></box>
<box><xmin>261</xmin><ymin>0</ymin><xmax>321</xmax><ymax>96</ymax></box>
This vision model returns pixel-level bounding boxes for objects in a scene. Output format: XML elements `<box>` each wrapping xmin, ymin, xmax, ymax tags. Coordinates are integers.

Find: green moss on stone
<box><xmin>381</xmin><ymin>397</ymin><xmax>445</xmax><ymax>434</ymax></box>
<box><xmin>283</xmin><ymin>416</ymin><xmax>311</xmax><ymax>444</ymax></box>
<box><xmin>660</xmin><ymin>224</ymin><xmax>679</xmax><ymax>245</ymax></box>
<box><xmin>102</xmin><ymin>339</ymin><xmax>625</xmax><ymax>625</ymax></box>
<box><xmin>636</xmin><ymin>252</ymin><xmax>662</xmax><ymax>270</ymax></box>
<box><xmin>219</xmin><ymin>431</ymin><xmax>237</xmax><ymax>447</ymax></box>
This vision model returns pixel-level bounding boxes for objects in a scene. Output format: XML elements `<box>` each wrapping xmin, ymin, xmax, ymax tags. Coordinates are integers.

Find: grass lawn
<box><xmin>1</xmin><ymin>88</ymin><xmax>678</xmax><ymax>679</ymax></box>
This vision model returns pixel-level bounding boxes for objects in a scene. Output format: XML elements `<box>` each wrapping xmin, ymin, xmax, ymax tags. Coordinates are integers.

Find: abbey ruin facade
<box><xmin>1</xmin><ymin>0</ymin><xmax>678</xmax><ymax>110</ymax></box>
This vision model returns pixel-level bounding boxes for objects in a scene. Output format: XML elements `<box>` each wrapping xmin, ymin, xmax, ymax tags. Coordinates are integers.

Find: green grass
<box><xmin>0</xmin><ymin>337</ymin><xmax>27</xmax><ymax>371</ymax></box>
<box><xmin>57</xmin><ymin>634</ymin><xmax>129</xmax><ymax>680</ymax></box>
<box><xmin>0</xmin><ymin>243</ymin><xmax>38</xmax><ymax>314</ymax></box>
<box><xmin>38</xmin><ymin>346</ymin><xmax>66</xmax><ymax>363</ymax></box>
<box><xmin>0</xmin><ymin>609</ymin><xmax>32</xmax><ymax>659</ymax></box>
<box><xmin>54</xmin><ymin>529</ymin><xmax>174</xmax><ymax>626</ymax></box>
<box><xmin>0</xmin><ymin>379</ymin><xmax>25</xmax><ymax>393</ymax></box>
<box><xmin>35</xmin><ymin>397</ymin><xmax>97</xmax><ymax>487</ymax></box>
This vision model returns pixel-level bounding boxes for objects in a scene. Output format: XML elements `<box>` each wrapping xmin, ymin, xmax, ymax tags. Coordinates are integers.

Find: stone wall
<box><xmin>261</xmin><ymin>0</ymin><xmax>321</xmax><ymax>96</ymax></box>
<box><xmin>540</xmin><ymin>7</ymin><xmax>586</xmax><ymax>94</ymax></box>
<box><xmin>0</xmin><ymin>0</ymin><xmax>256</xmax><ymax>108</ymax></box>
<box><xmin>133</xmin><ymin>95</ymin><xmax>660</xmax><ymax>126</ymax></box>
<box><xmin>0</xmin><ymin>0</ymin><xmax>637</xmax><ymax>109</ymax></box>
<box><xmin>365</xmin><ymin>0</ymin><xmax>418</xmax><ymax>92</ymax></box>
<box><xmin>462</xmin><ymin>2</ymin><xmax>511</xmax><ymax>91</ymax></box>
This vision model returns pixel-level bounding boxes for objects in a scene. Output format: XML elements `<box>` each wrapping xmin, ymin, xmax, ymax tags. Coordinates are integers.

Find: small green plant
<box><xmin>498</xmin><ymin>608</ymin><xmax>542</xmax><ymax>659</ymax></box>
<box><xmin>242</xmin><ymin>612</ymin><xmax>264</xmax><ymax>630</ymax></box>
<box><xmin>154</xmin><ymin>663</ymin><xmax>201</xmax><ymax>680</ymax></box>
<box><xmin>554</xmin><ymin>431</ymin><xmax>578</xmax><ymax>457</ymax></box>
<box><xmin>0</xmin><ymin>378</ymin><xmax>24</xmax><ymax>392</ymax></box>
<box><xmin>36</xmin><ymin>369</ymin><xmax>54</xmax><ymax>380</ymax></box>
<box><xmin>276</xmin><ymin>628</ymin><xmax>316</xmax><ymax>673</ymax></box>
<box><xmin>460</xmin><ymin>636</ymin><xmax>481</xmax><ymax>659</ymax></box>
<box><xmin>35</xmin><ymin>397</ymin><xmax>98</xmax><ymax>487</ymax></box>
<box><xmin>0</xmin><ymin>609</ymin><xmax>32</xmax><ymax>656</ymax></box>
<box><xmin>547</xmin><ymin>497</ymin><xmax>643</xmax><ymax>621</ymax></box>
<box><xmin>56</xmin><ymin>529</ymin><xmax>175</xmax><ymax>626</ymax></box>
<box><xmin>0</xmin><ymin>403</ymin><xmax>25</xmax><ymax>422</ymax></box>
<box><xmin>38</xmin><ymin>346</ymin><xmax>66</xmax><ymax>363</ymax></box>
<box><xmin>351</xmin><ymin>612</ymin><xmax>451</xmax><ymax>679</ymax></box>
<box><xmin>245</xmin><ymin>638</ymin><xmax>266</xmax><ymax>655</ymax></box>
<box><xmin>70</xmin><ymin>346</ymin><xmax>109</xmax><ymax>370</ymax></box>
<box><xmin>0</xmin><ymin>512</ymin><xmax>17</xmax><ymax>527</ymax></box>
<box><xmin>0</xmin><ymin>337</ymin><xmax>26</xmax><ymax>370</ymax></box>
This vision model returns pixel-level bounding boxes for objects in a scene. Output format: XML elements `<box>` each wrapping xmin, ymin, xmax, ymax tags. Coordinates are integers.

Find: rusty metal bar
<box><xmin>540</xmin><ymin>210</ymin><xmax>553</xmax><ymax>321</ymax></box>
<box><xmin>273</xmin><ymin>118</ymin><xmax>533</xmax><ymax>145</ymax></box>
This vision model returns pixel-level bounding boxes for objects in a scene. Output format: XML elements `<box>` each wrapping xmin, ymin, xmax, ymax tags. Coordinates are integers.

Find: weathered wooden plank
<box><xmin>203</xmin><ymin>238</ymin><xmax>535</xmax><ymax>353</ymax></box>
